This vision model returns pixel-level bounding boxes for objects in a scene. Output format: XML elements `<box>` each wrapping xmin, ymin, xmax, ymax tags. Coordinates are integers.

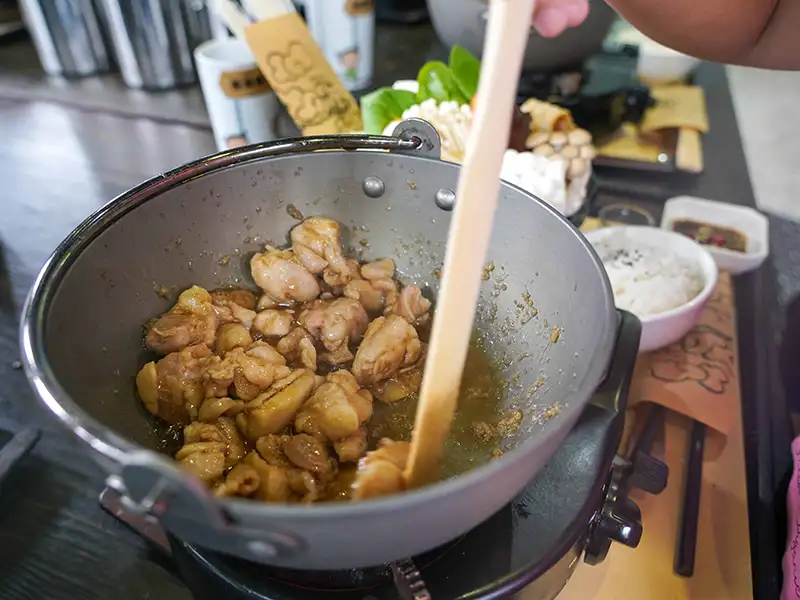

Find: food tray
<box><xmin>660</xmin><ymin>196</ymin><xmax>769</xmax><ymax>274</ymax></box>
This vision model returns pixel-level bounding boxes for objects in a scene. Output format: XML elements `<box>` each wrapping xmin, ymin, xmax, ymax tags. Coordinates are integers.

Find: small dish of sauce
<box><xmin>671</xmin><ymin>218</ymin><xmax>748</xmax><ymax>253</ymax></box>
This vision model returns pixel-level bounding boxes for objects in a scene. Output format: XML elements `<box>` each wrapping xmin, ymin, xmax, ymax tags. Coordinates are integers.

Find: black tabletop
<box><xmin>0</xmin><ymin>23</ymin><xmax>791</xmax><ymax>600</ymax></box>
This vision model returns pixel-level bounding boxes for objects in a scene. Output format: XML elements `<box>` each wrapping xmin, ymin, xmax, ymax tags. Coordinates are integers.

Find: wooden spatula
<box><xmin>404</xmin><ymin>0</ymin><xmax>537</xmax><ymax>489</ymax></box>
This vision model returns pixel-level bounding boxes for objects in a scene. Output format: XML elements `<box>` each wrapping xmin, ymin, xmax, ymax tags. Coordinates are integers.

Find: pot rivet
<box><xmin>434</xmin><ymin>188</ymin><xmax>456</xmax><ymax>211</ymax></box>
<box><xmin>247</xmin><ymin>540</ymin><xmax>278</xmax><ymax>558</ymax></box>
<box><xmin>362</xmin><ymin>176</ymin><xmax>385</xmax><ymax>198</ymax></box>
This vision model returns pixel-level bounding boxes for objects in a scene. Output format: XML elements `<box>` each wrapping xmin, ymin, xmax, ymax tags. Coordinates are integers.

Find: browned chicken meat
<box><xmin>290</xmin><ymin>217</ymin><xmax>346</xmax><ymax>274</ymax></box>
<box><xmin>370</xmin><ymin>358</ymin><xmax>425</xmax><ymax>404</ymax></box>
<box><xmin>252</xmin><ymin>309</ymin><xmax>295</xmax><ymax>338</ymax></box>
<box><xmin>342</xmin><ymin>259</ymin><xmax>399</xmax><ymax>314</ymax></box>
<box><xmin>298</xmin><ymin>298</ymin><xmax>368</xmax><ymax>365</ymax></box>
<box><xmin>203</xmin><ymin>342</ymin><xmax>292</xmax><ymax>400</ymax></box>
<box><xmin>386</xmin><ymin>284</ymin><xmax>432</xmax><ymax>327</ymax></box>
<box><xmin>251</xmin><ymin>247</ymin><xmax>320</xmax><ymax>305</ymax></box>
<box><xmin>136</xmin><ymin>343</ymin><xmax>212</xmax><ymax>424</ymax></box>
<box><xmin>135</xmin><ymin>216</ymin><xmax>444</xmax><ymax>504</ymax></box>
<box><xmin>211</xmin><ymin>289</ymin><xmax>258</xmax><ymax>329</ymax></box>
<box><xmin>295</xmin><ymin>370</ymin><xmax>373</xmax><ymax>442</ymax></box>
<box><xmin>175</xmin><ymin>418</ymin><xmax>245</xmax><ymax>482</ymax></box>
<box><xmin>276</xmin><ymin>327</ymin><xmax>317</xmax><ymax>370</ymax></box>
<box><xmin>351</xmin><ymin>439</ymin><xmax>411</xmax><ymax>500</ymax></box>
<box><xmin>235</xmin><ymin>369</ymin><xmax>317</xmax><ymax>440</ymax></box>
<box><xmin>351</xmin><ymin>315</ymin><xmax>422</xmax><ymax>386</ymax></box>
<box><xmin>145</xmin><ymin>286</ymin><xmax>217</xmax><ymax>355</ymax></box>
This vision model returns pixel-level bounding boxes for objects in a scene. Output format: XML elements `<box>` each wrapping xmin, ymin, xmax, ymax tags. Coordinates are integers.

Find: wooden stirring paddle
<box><xmin>404</xmin><ymin>0</ymin><xmax>538</xmax><ymax>489</ymax></box>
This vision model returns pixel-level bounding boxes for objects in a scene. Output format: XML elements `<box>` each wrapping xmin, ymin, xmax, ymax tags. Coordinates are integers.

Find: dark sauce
<box><xmin>671</xmin><ymin>218</ymin><xmax>748</xmax><ymax>253</ymax></box>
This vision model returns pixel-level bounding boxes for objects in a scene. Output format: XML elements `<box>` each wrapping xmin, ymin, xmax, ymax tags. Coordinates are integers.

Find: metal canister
<box><xmin>99</xmin><ymin>0</ymin><xmax>212</xmax><ymax>90</ymax></box>
<box><xmin>18</xmin><ymin>0</ymin><xmax>113</xmax><ymax>77</ymax></box>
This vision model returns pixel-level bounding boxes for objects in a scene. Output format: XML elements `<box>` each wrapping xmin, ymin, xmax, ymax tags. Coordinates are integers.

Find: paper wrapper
<box><xmin>630</xmin><ymin>272</ymin><xmax>739</xmax><ymax>436</ymax></box>
<box><xmin>243</xmin><ymin>13</ymin><xmax>363</xmax><ymax>135</ymax></box>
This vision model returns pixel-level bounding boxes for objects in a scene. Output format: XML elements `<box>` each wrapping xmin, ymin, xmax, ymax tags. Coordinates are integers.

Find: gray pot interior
<box><xmin>41</xmin><ymin>150</ymin><xmax>615</xmax><ymax>465</ymax></box>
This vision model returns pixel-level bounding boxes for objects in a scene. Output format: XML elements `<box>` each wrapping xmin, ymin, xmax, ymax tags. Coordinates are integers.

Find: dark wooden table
<box><xmin>0</xmin><ymin>23</ymin><xmax>791</xmax><ymax>600</ymax></box>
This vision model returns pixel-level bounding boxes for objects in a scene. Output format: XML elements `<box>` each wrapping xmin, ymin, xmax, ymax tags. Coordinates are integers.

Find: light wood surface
<box><xmin>551</xmin><ymin>406</ymin><xmax>752</xmax><ymax>600</ymax></box>
<box><xmin>403</xmin><ymin>0</ymin><xmax>536</xmax><ymax>488</ymax></box>
<box><xmin>676</xmin><ymin>128</ymin><xmax>705</xmax><ymax>173</ymax></box>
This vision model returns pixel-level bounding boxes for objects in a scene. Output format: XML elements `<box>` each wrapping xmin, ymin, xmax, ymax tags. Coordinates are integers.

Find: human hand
<box><xmin>531</xmin><ymin>0</ymin><xmax>589</xmax><ymax>38</ymax></box>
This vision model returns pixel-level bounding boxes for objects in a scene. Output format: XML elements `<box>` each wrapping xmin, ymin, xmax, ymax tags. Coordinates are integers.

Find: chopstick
<box><xmin>403</xmin><ymin>0</ymin><xmax>536</xmax><ymax>489</ymax></box>
<box><xmin>674</xmin><ymin>418</ymin><xmax>706</xmax><ymax>577</ymax></box>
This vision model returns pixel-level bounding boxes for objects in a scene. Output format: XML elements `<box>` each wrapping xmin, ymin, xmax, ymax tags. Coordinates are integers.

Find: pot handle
<box><xmin>212</xmin><ymin>118</ymin><xmax>442</xmax><ymax>164</ymax></box>
<box><xmin>108</xmin><ymin>451</ymin><xmax>310</xmax><ymax>561</ymax></box>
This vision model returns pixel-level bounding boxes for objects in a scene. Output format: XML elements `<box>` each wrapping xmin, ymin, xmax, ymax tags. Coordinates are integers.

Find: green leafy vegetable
<box><xmin>358</xmin><ymin>46</ymin><xmax>482</xmax><ymax>133</ymax></box>
<box><xmin>417</xmin><ymin>61</ymin><xmax>468</xmax><ymax>105</ymax></box>
<box><xmin>360</xmin><ymin>88</ymin><xmax>418</xmax><ymax>134</ymax></box>
<box><xmin>449</xmin><ymin>45</ymin><xmax>481</xmax><ymax>101</ymax></box>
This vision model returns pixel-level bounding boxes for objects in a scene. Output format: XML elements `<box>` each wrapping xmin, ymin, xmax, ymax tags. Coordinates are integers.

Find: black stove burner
<box><xmin>106</xmin><ymin>312</ymin><xmax>653</xmax><ymax>600</ymax></box>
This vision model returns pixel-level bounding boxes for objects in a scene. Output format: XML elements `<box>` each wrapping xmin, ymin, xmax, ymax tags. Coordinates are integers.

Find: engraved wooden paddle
<box><xmin>404</xmin><ymin>0</ymin><xmax>538</xmax><ymax>488</ymax></box>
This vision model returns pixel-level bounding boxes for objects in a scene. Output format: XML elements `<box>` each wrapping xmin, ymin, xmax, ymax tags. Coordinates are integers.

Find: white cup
<box><xmin>194</xmin><ymin>38</ymin><xmax>280</xmax><ymax>152</ymax></box>
<box><xmin>303</xmin><ymin>0</ymin><xmax>375</xmax><ymax>91</ymax></box>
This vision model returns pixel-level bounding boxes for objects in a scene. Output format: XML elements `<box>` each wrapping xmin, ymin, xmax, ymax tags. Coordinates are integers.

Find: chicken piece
<box><xmin>136</xmin><ymin>344</ymin><xmax>212</xmax><ymax>424</ymax></box>
<box><xmin>276</xmin><ymin>327</ymin><xmax>317</xmax><ymax>370</ymax></box>
<box><xmin>298</xmin><ymin>298</ymin><xmax>368</xmax><ymax>353</ymax></box>
<box><xmin>253</xmin><ymin>309</ymin><xmax>295</xmax><ymax>338</ymax></box>
<box><xmin>322</xmin><ymin>258</ymin><xmax>361</xmax><ymax>288</ymax></box>
<box><xmin>351</xmin><ymin>315</ymin><xmax>422</xmax><ymax>386</ymax></box>
<box><xmin>216</xmin><ymin>323</ymin><xmax>253</xmax><ymax>355</ymax></box>
<box><xmin>343</xmin><ymin>280</ymin><xmax>385</xmax><ymax>314</ymax></box>
<box><xmin>176</xmin><ymin>443</ymin><xmax>226</xmax><ymax>483</ymax></box>
<box><xmin>351</xmin><ymin>439</ymin><xmax>411</xmax><ymax>500</ymax></box>
<box><xmin>286</xmin><ymin>469</ymin><xmax>321</xmax><ymax>503</ymax></box>
<box><xmin>180</xmin><ymin>418</ymin><xmax>244</xmax><ymax>469</ymax></box>
<box><xmin>203</xmin><ymin>342</ymin><xmax>291</xmax><ymax>401</ymax></box>
<box><xmin>213</xmin><ymin>463</ymin><xmax>261</xmax><ymax>498</ymax></box>
<box><xmin>370</xmin><ymin>358</ymin><xmax>424</xmax><ymax>404</ymax></box>
<box><xmin>250</xmin><ymin>247</ymin><xmax>320</xmax><ymax>305</ymax></box>
<box><xmin>247</xmin><ymin>443</ymin><xmax>324</xmax><ymax>503</ymax></box>
<box><xmin>210</xmin><ymin>289</ymin><xmax>258</xmax><ymax>311</ymax></box>
<box><xmin>243</xmin><ymin>451</ymin><xmax>291</xmax><ymax>502</ymax></box>
<box><xmin>236</xmin><ymin>369</ymin><xmax>317</xmax><ymax>440</ymax></box>
<box><xmin>145</xmin><ymin>286</ymin><xmax>217</xmax><ymax>354</ymax></box>
<box><xmin>334</xmin><ymin>427</ymin><xmax>368</xmax><ymax>463</ymax></box>
<box><xmin>255</xmin><ymin>434</ymin><xmax>292</xmax><ymax>467</ymax></box>
<box><xmin>198</xmin><ymin>397</ymin><xmax>247</xmax><ymax>422</ymax></box>
<box><xmin>295</xmin><ymin>370</ymin><xmax>373</xmax><ymax>441</ymax></box>
<box><xmin>175</xmin><ymin>422</ymin><xmax>229</xmax><ymax>483</ymax></box>
<box><xmin>282</xmin><ymin>434</ymin><xmax>334</xmax><ymax>477</ymax></box>
<box><xmin>361</xmin><ymin>259</ymin><xmax>395</xmax><ymax>281</ymax></box>
<box><xmin>386</xmin><ymin>285</ymin><xmax>432</xmax><ymax>327</ymax></box>
<box><xmin>211</xmin><ymin>289</ymin><xmax>258</xmax><ymax>329</ymax></box>
<box><xmin>256</xmin><ymin>294</ymin><xmax>277</xmax><ymax>311</ymax></box>
<box><xmin>319</xmin><ymin>344</ymin><xmax>354</xmax><ymax>366</ymax></box>
<box><xmin>217</xmin><ymin>416</ymin><xmax>246</xmax><ymax>468</ymax></box>
<box><xmin>290</xmin><ymin>217</ymin><xmax>348</xmax><ymax>276</ymax></box>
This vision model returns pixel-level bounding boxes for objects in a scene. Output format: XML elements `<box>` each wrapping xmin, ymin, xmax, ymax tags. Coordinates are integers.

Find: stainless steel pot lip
<box><xmin>19</xmin><ymin>136</ymin><xmax>618</xmax><ymax>517</ymax></box>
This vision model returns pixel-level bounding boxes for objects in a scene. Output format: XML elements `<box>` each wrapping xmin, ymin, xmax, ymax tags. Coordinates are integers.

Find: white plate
<box><xmin>660</xmin><ymin>196</ymin><xmax>769</xmax><ymax>274</ymax></box>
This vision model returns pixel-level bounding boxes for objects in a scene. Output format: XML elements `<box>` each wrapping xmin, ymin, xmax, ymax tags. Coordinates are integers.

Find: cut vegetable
<box><xmin>360</xmin><ymin>88</ymin><xmax>418</xmax><ymax>134</ymax></box>
<box><xmin>417</xmin><ymin>61</ymin><xmax>468</xmax><ymax>105</ymax></box>
<box><xmin>449</xmin><ymin>45</ymin><xmax>481</xmax><ymax>101</ymax></box>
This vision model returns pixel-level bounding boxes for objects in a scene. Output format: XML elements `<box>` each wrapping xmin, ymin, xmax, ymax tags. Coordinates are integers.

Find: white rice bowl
<box><xmin>584</xmin><ymin>226</ymin><xmax>719</xmax><ymax>353</ymax></box>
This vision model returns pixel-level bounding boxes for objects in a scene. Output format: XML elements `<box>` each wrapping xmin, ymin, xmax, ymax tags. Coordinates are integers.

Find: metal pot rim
<box><xmin>19</xmin><ymin>134</ymin><xmax>618</xmax><ymax>517</ymax></box>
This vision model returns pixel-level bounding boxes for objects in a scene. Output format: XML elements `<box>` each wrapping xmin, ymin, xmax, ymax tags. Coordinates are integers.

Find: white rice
<box><xmin>592</xmin><ymin>239</ymin><xmax>705</xmax><ymax>317</ymax></box>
